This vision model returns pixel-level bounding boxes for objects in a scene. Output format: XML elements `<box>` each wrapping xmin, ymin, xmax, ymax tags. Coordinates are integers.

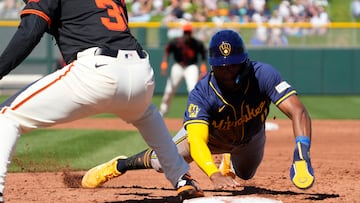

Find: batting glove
<box><xmin>290</xmin><ymin>136</ymin><xmax>314</xmax><ymax>189</ymax></box>
<box><xmin>160</xmin><ymin>61</ymin><xmax>168</xmax><ymax>70</ymax></box>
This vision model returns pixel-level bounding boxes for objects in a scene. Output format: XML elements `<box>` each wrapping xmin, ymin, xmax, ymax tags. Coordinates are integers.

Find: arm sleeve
<box><xmin>0</xmin><ymin>14</ymin><xmax>48</xmax><ymax>78</ymax></box>
<box><xmin>187</xmin><ymin>123</ymin><xmax>220</xmax><ymax>177</ymax></box>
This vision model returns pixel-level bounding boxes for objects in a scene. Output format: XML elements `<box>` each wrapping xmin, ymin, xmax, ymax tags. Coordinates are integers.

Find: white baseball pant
<box><xmin>0</xmin><ymin>47</ymin><xmax>190</xmax><ymax>194</ymax></box>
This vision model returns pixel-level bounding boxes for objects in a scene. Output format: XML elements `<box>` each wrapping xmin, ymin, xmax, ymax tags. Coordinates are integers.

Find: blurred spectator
<box><xmin>278</xmin><ymin>0</ymin><xmax>291</xmax><ymax>18</ymax></box>
<box><xmin>192</xmin><ymin>8</ymin><xmax>208</xmax><ymax>22</ymax></box>
<box><xmin>211</xmin><ymin>7</ymin><xmax>230</xmax><ymax>25</ymax></box>
<box><xmin>246</xmin><ymin>2</ymin><xmax>257</xmax><ymax>22</ymax></box>
<box><xmin>0</xmin><ymin>0</ymin><xmax>22</xmax><ymax>19</ymax></box>
<box><xmin>250</xmin><ymin>13</ymin><xmax>268</xmax><ymax>46</ymax></box>
<box><xmin>162</xmin><ymin>0</ymin><xmax>187</xmax><ymax>39</ymax></box>
<box><xmin>351</xmin><ymin>0</ymin><xmax>360</xmax><ymax>20</ymax></box>
<box><xmin>268</xmin><ymin>10</ymin><xmax>288</xmax><ymax>46</ymax></box>
<box><xmin>203</xmin><ymin>0</ymin><xmax>217</xmax><ymax>17</ymax></box>
<box><xmin>129</xmin><ymin>0</ymin><xmax>152</xmax><ymax>22</ymax></box>
<box><xmin>162</xmin><ymin>0</ymin><xmax>184</xmax><ymax>23</ymax></box>
<box><xmin>309</xmin><ymin>6</ymin><xmax>329</xmax><ymax>35</ymax></box>
<box><xmin>228</xmin><ymin>2</ymin><xmax>241</xmax><ymax>22</ymax></box>
<box><xmin>100</xmin><ymin>0</ymin><xmax>336</xmax><ymax>40</ymax></box>
<box><xmin>250</xmin><ymin>26</ymin><xmax>268</xmax><ymax>46</ymax></box>
<box><xmin>252</xmin><ymin>0</ymin><xmax>266</xmax><ymax>13</ymax></box>
<box><xmin>313</xmin><ymin>0</ymin><xmax>328</xmax><ymax>7</ymax></box>
<box><xmin>151</xmin><ymin>0</ymin><xmax>164</xmax><ymax>15</ymax></box>
<box><xmin>181</xmin><ymin>0</ymin><xmax>192</xmax><ymax>11</ymax></box>
<box><xmin>283</xmin><ymin>15</ymin><xmax>302</xmax><ymax>37</ymax></box>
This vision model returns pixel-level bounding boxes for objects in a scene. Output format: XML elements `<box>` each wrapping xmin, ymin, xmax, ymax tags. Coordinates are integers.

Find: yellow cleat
<box><xmin>219</xmin><ymin>153</ymin><xmax>236</xmax><ymax>179</ymax></box>
<box><xmin>291</xmin><ymin>160</ymin><xmax>314</xmax><ymax>189</ymax></box>
<box><xmin>82</xmin><ymin>156</ymin><xmax>127</xmax><ymax>188</ymax></box>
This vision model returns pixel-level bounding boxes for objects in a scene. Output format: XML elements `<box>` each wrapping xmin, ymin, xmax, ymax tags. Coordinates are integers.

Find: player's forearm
<box><xmin>187</xmin><ymin>123</ymin><xmax>219</xmax><ymax>177</ymax></box>
<box><xmin>189</xmin><ymin>141</ymin><xmax>219</xmax><ymax>177</ymax></box>
<box><xmin>292</xmin><ymin>109</ymin><xmax>312</xmax><ymax>139</ymax></box>
<box><xmin>278</xmin><ymin>95</ymin><xmax>312</xmax><ymax>139</ymax></box>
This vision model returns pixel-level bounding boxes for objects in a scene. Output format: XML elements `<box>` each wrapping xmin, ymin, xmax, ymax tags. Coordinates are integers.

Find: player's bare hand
<box><xmin>210</xmin><ymin>172</ymin><xmax>240</xmax><ymax>190</ymax></box>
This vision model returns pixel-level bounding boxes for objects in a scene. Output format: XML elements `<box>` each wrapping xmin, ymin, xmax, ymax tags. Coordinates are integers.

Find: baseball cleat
<box><xmin>176</xmin><ymin>174</ymin><xmax>204</xmax><ymax>200</ymax></box>
<box><xmin>290</xmin><ymin>160</ymin><xmax>314</xmax><ymax>189</ymax></box>
<box><xmin>82</xmin><ymin>156</ymin><xmax>127</xmax><ymax>188</ymax></box>
<box><xmin>219</xmin><ymin>153</ymin><xmax>236</xmax><ymax>179</ymax></box>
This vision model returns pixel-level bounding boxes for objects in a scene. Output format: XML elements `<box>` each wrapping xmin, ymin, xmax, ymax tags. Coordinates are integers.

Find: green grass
<box><xmin>10</xmin><ymin>129</ymin><xmax>148</xmax><ymax>172</ymax></box>
<box><xmin>2</xmin><ymin>94</ymin><xmax>360</xmax><ymax>172</ymax></box>
<box><xmin>2</xmin><ymin>94</ymin><xmax>360</xmax><ymax>119</ymax></box>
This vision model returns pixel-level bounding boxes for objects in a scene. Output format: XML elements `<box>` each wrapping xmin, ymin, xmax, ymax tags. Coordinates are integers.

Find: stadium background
<box><xmin>0</xmin><ymin>1</ymin><xmax>360</xmax><ymax>202</ymax></box>
<box><xmin>0</xmin><ymin>0</ymin><xmax>360</xmax><ymax>95</ymax></box>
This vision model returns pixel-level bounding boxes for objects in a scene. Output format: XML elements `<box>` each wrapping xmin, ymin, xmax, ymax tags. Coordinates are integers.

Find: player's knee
<box><xmin>235</xmin><ymin>170</ymin><xmax>256</xmax><ymax>180</ymax></box>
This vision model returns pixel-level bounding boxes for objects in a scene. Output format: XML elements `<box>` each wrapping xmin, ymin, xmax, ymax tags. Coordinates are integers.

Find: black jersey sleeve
<box><xmin>0</xmin><ymin>14</ymin><xmax>48</xmax><ymax>79</ymax></box>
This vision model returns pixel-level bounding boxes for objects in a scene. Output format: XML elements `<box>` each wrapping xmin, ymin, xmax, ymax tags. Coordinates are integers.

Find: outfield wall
<box><xmin>147</xmin><ymin>48</ymin><xmax>360</xmax><ymax>95</ymax></box>
<box><xmin>0</xmin><ymin>26</ymin><xmax>359</xmax><ymax>95</ymax></box>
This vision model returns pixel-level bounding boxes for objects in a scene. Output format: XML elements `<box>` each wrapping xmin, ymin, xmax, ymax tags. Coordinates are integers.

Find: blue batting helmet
<box><xmin>208</xmin><ymin>30</ymin><xmax>248</xmax><ymax>66</ymax></box>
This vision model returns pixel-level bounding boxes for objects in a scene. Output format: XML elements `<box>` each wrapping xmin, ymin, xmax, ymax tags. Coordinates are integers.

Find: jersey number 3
<box><xmin>95</xmin><ymin>0</ymin><xmax>127</xmax><ymax>31</ymax></box>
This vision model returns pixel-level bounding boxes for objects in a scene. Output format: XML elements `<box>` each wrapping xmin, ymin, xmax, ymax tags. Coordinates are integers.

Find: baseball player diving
<box><xmin>0</xmin><ymin>0</ymin><xmax>204</xmax><ymax>202</ymax></box>
<box><xmin>82</xmin><ymin>29</ymin><xmax>315</xmax><ymax>193</ymax></box>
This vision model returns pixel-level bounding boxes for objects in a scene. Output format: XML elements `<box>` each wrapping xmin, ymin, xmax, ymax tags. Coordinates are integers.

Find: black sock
<box><xmin>117</xmin><ymin>149</ymin><xmax>153</xmax><ymax>172</ymax></box>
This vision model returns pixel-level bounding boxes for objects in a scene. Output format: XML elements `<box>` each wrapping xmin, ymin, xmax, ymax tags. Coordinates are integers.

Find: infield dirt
<box><xmin>3</xmin><ymin>118</ymin><xmax>360</xmax><ymax>203</ymax></box>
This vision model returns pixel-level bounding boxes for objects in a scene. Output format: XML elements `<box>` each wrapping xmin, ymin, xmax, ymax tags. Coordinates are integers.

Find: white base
<box><xmin>265</xmin><ymin>122</ymin><xmax>279</xmax><ymax>131</ymax></box>
<box><xmin>184</xmin><ymin>196</ymin><xmax>283</xmax><ymax>203</ymax></box>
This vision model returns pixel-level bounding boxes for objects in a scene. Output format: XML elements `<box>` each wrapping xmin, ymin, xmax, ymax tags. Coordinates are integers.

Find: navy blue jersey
<box><xmin>21</xmin><ymin>0</ymin><xmax>142</xmax><ymax>63</ymax></box>
<box><xmin>184</xmin><ymin>61</ymin><xmax>296</xmax><ymax>148</ymax></box>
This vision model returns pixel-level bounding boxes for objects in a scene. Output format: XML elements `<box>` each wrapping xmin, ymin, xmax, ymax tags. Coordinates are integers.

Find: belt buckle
<box><xmin>137</xmin><ymin>50</ymin><xmax>146</xmax><ymax>59</ymax></box>
<box><xmin>95</xmin><ymin>48</ymin><xmax>118</xmax><ymax>57</ymax></box>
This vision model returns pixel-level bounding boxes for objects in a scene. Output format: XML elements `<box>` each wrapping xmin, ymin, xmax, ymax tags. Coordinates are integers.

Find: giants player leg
<box><xmin>0</xmin><ymin>61</ymin><xmax>107</xmax><ymax>197</ymax></box>
<box><xmin>131</xmin><ymin>106</ymin><xmax>191</xmax><ymax>186</ymax></box>
<box><xmin>81</xmin><ymin>127</ymin><xmax>192</xmax><ymax>185</ymax></box>
<box><xmin>147</xmin><ymin>127</ymin><xmax>193</xmax><ymax>172</ymax></box>
<box><xmin>159</xmin><ymin>63</ymin><xmax>185</xmax><ymax>116</ymax></box>
<box><xmin>80</xmin><ymin>50</ymin><xmax>202</xmax><ymax>198</ymax></box>
<box><xmin>183</xmin><ymin>64</ymin><xmax>199</xmax><ymax>93</ymax></box>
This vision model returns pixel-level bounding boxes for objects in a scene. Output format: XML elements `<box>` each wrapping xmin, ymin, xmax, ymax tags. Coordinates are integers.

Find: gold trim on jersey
<box><xmin>208</xmin><ymin>78</ymin><xmax>253</xmax><ymax>142</ymax></box>
<box><xmin>184</xmin><ymin>119</ymin><xmax>209</xmax><ymax>127</ymax></box>
<box><xmin>275</xmin><ymin>90</ymin><xmax>297</xmax><ymax>106</ymax></box>
<box><xmin>209</xmin><ymin>81</ymin><xmax>236</xmax><ymax>118</ymax></box>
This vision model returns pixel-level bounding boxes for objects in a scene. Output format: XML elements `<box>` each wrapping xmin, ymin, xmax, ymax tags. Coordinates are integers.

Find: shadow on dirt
<box><xmin>106</xmin><ymin>185</ymin><xmax>340</xmax><ymax>203</ymax></box>
<box><xmin>230</xmin><ymin>186</ymin><xmax>340</xmax><ymax>201</ymax></box>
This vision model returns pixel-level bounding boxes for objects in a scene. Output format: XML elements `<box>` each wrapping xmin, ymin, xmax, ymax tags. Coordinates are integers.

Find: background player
<box><xmin>159</xmin><ymin>23</ymin><xmax>207</xmax><ymax>116</ymax></box>
<box><xmin>0</xmin><ymin>0</ymin><xmax>203</xmax><ymax>202</ymax></box>
<box><xmin>82</xmin><ymin>29</ymin><xmax>315</xmax><ymax>193</ymax></box>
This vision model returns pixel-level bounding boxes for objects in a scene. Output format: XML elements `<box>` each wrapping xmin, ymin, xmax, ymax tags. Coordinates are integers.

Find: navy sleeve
<box><xmin>183</xmin><ymin>76</ymin><xmax>213</xmax><ymax>126</ymax></box>
<box><xmin>254</xmin><ymin>62</ymin><xmax>296</xmax><ymax>105</ymax></box>
<box><xmin>0</xmin><ymin>14</ymin><xmax>48</xmax><ymax>79</ymax></box>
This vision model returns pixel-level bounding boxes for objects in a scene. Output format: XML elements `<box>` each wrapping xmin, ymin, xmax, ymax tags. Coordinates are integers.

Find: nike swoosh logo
<box><xmin>95</xmin><ymin>63</ymin><xmax>107</xmax><ymax>68</ymax></box>
<box><xmin>218</xmin><ymin>105</ymin><xmax>225</xmax><ymax>112</ymax></box>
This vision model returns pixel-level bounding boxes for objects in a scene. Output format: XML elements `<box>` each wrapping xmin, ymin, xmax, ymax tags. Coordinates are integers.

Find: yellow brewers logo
<box><xmin>219</xmin><ymin>42</ymin><xmax>231</xmax><ymax>56</ymax></box>
<box><xmin>188</xmin><ymin>103</ymin><xmax>200</xmax><ymax>118</ymax></box>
